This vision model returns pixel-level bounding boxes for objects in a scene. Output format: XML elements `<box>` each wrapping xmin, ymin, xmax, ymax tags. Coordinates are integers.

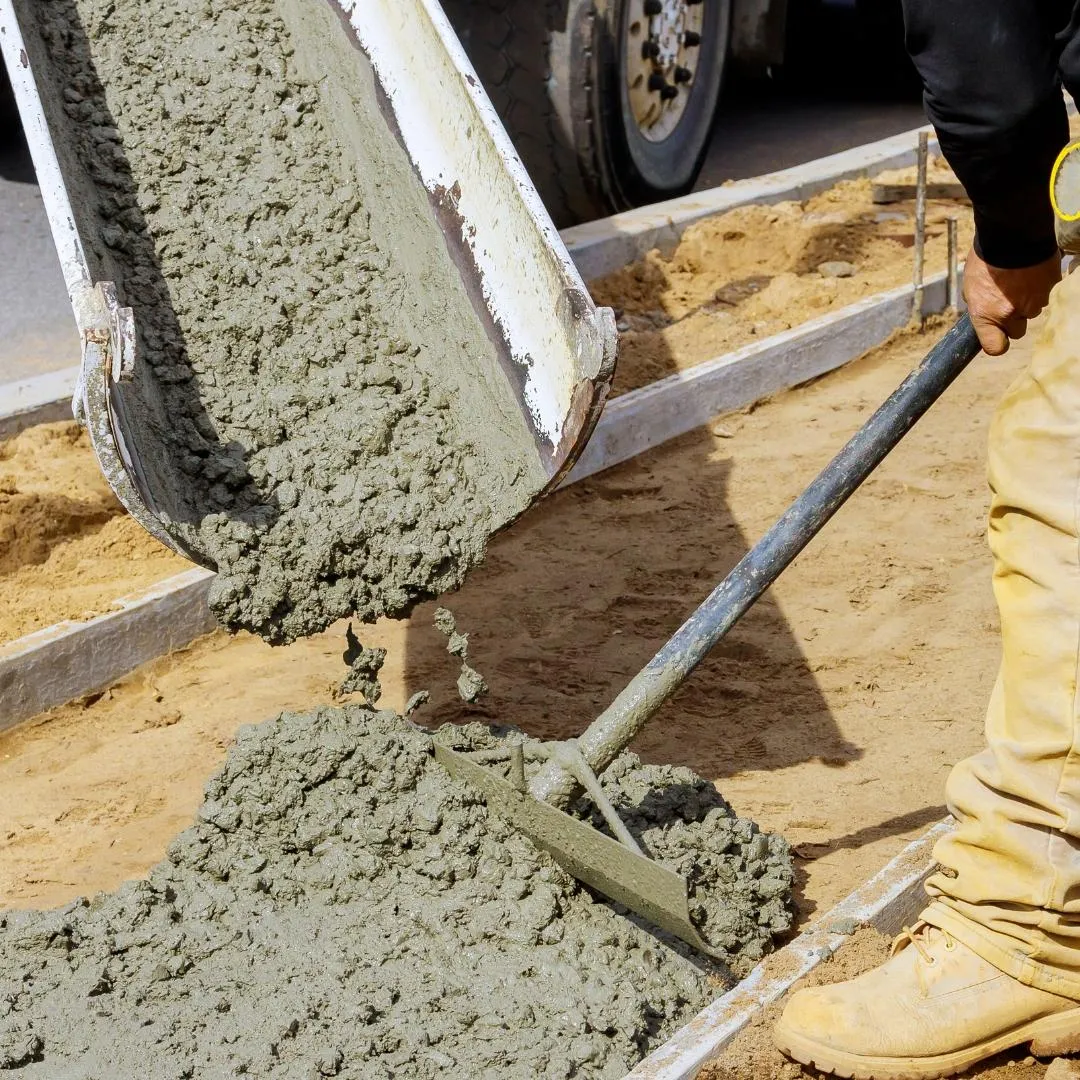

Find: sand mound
<box><xmin>0</xmin><ymin>423</ymin><xmax>185</xmax><ymax>643</ymax></box>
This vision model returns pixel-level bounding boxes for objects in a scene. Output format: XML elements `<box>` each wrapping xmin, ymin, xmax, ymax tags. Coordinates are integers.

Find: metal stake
<box><xmin>946</xmin><ymin>216</ymin><xmax>959</xmax><ymax>312</ymax></box>
<box><xmin>912</xmin><ymin>131</ymin><xmax>929</xmax><ymax>324</ymax></box>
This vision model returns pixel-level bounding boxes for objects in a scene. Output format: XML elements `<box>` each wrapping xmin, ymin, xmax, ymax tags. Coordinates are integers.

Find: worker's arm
<box><xmin>901</xmin><ymin>0</ymin><xmax>1067</xmax><ymax>353</ymax></box>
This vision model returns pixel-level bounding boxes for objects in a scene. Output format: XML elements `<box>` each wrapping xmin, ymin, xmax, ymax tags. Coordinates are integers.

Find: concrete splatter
<box><xmin>338</xmin><ymin>623</ymin><xmax>386</xmax><ymax>705</ymax></box>
<box><xmin>434</xmin><ymin>607</ymin><xmax>489</xmax><ymax>703</ymax></box>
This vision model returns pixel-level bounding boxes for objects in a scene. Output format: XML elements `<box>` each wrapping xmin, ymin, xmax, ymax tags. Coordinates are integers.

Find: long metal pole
<box><xmin>531</xmin><ymin>315</ymin><xmax>982</xmax><ymax>806</ymax></box>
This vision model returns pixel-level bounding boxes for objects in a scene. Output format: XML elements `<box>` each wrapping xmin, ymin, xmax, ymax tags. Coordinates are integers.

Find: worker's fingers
<box><xmin>1017</xmin><ymin>298</ymin><xmax>1049</xmax><ymax>320</ymax></box>
<box><xmin>962</xmin><ymin>246</ymin><xmax>1060</xmax><ymax>356</ymax></box>
<box><xmin>1002</xmin><ymin>313</ymin><xmax>1028</xmax><ymax>340</ymax></box>
<box><xmin>970</xmin><ymin>314</ymin><xmax>1010</xmax><ymax>356</ymax></box>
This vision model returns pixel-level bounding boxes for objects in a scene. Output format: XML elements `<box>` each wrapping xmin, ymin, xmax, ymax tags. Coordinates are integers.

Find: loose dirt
<box><xmin>594</xmin><ymin>105</ymin><xmax>1078</xmax><ymax>405</ymax></box>
<box><xmin>591</xmin><ymin>176</ymin><xmax>975</xmax><ymax>395</ymax></box>
<box><xmin>1</xmin><ymin>321</ymin><xmax>1022</xmax><ymax>926</ymax></box>
<box><xmin>700</xmin><ymin>928</ymin><xmax>1062</xmax><ymax>1079</ymax></box>
<box><xmin>872</xmin><ymin>153</ymin><xmax>964</xmax><ymax>190</ymax></box>
<box><xmin>0</xmin><ymin>422</ymin><xmax>184</xmax><ymax>643</ymax></box>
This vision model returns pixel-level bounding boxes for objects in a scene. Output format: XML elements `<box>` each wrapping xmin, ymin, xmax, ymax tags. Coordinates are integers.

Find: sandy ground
<box><xmin>0</xmin><ymin>167</ymin><xmax>974</xmax><ymax>643</ymax></box>
<box><xmin>591</xmin><ymin>112</ymin><xmax>1080</xmax><ymax>402</ymax></box>
<box><xmin>0</xmin><ymin>320</ymin><xmax>1022</xmax><ymax>931</ymax></box>
<box><xmin>873</xmin><ymin>153</ymin><xmax>963</xmax><ymax>190</ymax></box>
<box><xmin>592</xmin><ymin>172</ymin><xmax>974</xmax><ymax>396</ymax></box>
<box><xmin>700</xmin><ymin>929</ymin><xmax>1062</xmax><ymax>1079</ymax></box>
<box><xmin>0</xmin><ymin>422</ymin><xmax>185</xmax><ymax>642</ymax></box>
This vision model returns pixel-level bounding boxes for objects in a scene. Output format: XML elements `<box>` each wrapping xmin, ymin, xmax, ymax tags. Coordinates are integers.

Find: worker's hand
<box><xmin>963</xmin><ymin>247</ymin><xmax>1061</xmax><ymax>356</ymax></box>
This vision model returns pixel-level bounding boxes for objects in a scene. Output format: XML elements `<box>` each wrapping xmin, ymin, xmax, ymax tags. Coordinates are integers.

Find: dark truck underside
<box><xmin>440</xmin><ymin>0</ymin><xmax>909</xmax><ymax>227</ymax></box>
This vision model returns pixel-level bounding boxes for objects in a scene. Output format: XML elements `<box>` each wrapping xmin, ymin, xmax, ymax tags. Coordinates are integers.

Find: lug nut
<box><xmin>660</xmin><ymin>83</ymin><xmax>679</xmax><ymax>100</ymax></box>
<box><xmin>683</xmin><ymin>30</ymin><xmax>701</xmax><ymax>46</ymax></box>
<box><xmin>641</xmin><ymin>39</ymin><xmax>661</xmax><ymax>59</ymax></box>
<box><xmin>674</xmin><ymin>65</ymin><xmax>692</xmax><ymax>83</ymax></box>
<box><xmin>644</xmin><ymin>0</ymin><xmax>662</xmax><ymax>14</ymax></box>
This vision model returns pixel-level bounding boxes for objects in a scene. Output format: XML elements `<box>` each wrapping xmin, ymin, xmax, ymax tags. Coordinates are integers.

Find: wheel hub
<box><xmin>625</xmin><ymin>0</ymin><xmax>705</xmax><ymax>143</ymax></box>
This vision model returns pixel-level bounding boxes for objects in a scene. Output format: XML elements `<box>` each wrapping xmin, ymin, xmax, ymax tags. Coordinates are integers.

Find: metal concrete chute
<box><xmin>353</xmin><ymin>0</ymin><xmax>618</xmax><ymax>474</ymax></box>
<box><xmin>0</xmin><ymin>0</ymin><xmax>617</xmax><ymax>568</ymax></box>
<box><xmin>0</xmin><ymin>6</ymin><xmax>208</xmax><ymax>565</ymax></box>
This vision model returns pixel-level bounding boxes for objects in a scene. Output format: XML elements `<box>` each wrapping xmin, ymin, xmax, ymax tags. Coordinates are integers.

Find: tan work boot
<box><xmin>773</xmin><ymin>922</ymin><xmax>1080</xmax><ymax>1079</ymax></box>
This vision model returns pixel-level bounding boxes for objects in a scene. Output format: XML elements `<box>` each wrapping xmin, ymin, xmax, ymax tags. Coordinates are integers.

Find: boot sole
<box><xmin>774</xmin><ymin>1006</ymin><xmax>1080</xmax><ymax>1079</ymax></box>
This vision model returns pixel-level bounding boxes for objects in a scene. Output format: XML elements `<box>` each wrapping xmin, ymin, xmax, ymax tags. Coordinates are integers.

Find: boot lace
<box><xmin>891</xmin><ymin>922</ymin><xmax>955</xmax><ymax>966</ymax></box>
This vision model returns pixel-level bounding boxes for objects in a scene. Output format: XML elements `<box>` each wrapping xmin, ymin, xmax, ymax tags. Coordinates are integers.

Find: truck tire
<box><xmin>604</xmin><ymin>0</ymin><xmax>731</xmax><ymax>210</ymax></box>
<box><xmin>441</xmin><ymin>0</ymin><xmax>731</xmax><ymax>227</ymax></box>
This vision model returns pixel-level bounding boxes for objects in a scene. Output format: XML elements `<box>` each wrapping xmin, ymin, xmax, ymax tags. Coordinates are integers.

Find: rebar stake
<box><xmin>913</xmin><ymin>131</ymin><xmax>929</xmax><ymax>324</ymax></box>
<box><xmin>946</xmin><ymin>215</ymin><xmax>959</xmax><ymax>312</ymax></box>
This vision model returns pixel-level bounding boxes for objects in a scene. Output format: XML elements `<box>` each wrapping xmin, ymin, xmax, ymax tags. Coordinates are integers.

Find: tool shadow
<box><xmin>402</xmin><ymin>433</ymin><xmax>859</xmax><ymax>782</ymax></box>
<box><xmin>400</xmin><ymin>415</ymin><xmax>858</xmax><ymax>928</ymax></box>
<box><xmin>400</xmin><ymin>204</ymin><xmax>863</xmax><ymax>784</ymax></box>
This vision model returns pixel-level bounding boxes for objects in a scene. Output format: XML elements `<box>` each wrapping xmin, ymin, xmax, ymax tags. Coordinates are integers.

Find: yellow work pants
<box><xmin>924</xmin><ymin>270</ymin><xmax>1080</xmax><ymax>1000</ymax></box>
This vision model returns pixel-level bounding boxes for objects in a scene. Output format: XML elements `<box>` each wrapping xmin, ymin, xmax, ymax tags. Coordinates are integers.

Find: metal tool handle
<box><xmin>531</xmin><ymin>315</ymin><xmax>982</xmax><ymax>806</ymax></box>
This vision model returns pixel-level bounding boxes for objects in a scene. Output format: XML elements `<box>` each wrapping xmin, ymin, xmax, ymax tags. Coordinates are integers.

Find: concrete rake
<box><xmin>440</xmin><ymin>316</ymin><xmax>981</xmax><ymax>959</ymax></box>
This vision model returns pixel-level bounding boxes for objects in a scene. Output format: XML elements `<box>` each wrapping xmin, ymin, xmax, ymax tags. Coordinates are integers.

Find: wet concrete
<box><xmin>446</xmin><ymin>723</ymin><xmax>795</xmax><ymax>964</ymax></box>
<box><xmin>25</xmin><ymin>0</ymin><xmax>547</xmax><ymax>644</ymax></box>
<box><xmin>339</xmin><ymin>624</ymin><xmax>386</xmax><ymax>705</ymax></box>
<box><xmin>0</xmin><ymin>706</ymin><xmax>792</xmax><ymax>1078</ymax></box>
<box><xmin>434</xmin><ymin>607</ymin><xmax>489</xmax><ymax>703</ymax></box>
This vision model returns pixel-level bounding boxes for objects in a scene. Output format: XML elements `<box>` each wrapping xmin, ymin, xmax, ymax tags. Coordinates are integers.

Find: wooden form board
<box><xmin>0</xmin><ymin>568</ymin><xmax>215</xmax><ymax>732</ymax></box>
<box><xmin>872</xmin><ymin>181</ymin><xmax>967</xmax><ymax>205</ymax></box>
<box><xmin>565</xmin><ymin>271</ymin><xmax>953</xmax><ymax>486</ymax></box>
<box><xmin>623</xmin><ymin>819</ymin><xmax>953</xmax><ymax>1080</ymax></box>
<box><xmin>0</xmin><ymin>365</ymin><xmax>79</xmax><ymax>438</ymax></box>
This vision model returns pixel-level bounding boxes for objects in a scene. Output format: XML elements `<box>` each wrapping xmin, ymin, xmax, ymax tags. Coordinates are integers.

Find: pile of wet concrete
<box><xmin>0</xmin><ymin>707</ymin><xmax>793</xmax><ymax>1078</ymax></box>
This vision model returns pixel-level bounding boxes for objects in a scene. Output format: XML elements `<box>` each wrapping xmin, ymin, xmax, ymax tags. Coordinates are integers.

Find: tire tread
<box><xmin>439</xmin><ymin>0</ymin><xmax>605</xmax><ymax>226</ymax></box>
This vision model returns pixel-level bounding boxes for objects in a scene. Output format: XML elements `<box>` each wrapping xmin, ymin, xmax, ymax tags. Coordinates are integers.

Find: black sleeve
<box><xmin>901</xmin><ymin>1</ymin><xmax>1069</xmax><ymax>268</ymax></box>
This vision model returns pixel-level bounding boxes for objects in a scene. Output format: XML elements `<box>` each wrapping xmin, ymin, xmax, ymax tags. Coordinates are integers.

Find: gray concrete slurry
<box><xmin>20</xmin><ymin>0</ymin><xmax>547</xmax><ymax>644</ymax></box>
<box><xmin>0</xmin><ymin>706</ymin><xmax>793</xmax><ymax>1079</ymax></box>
